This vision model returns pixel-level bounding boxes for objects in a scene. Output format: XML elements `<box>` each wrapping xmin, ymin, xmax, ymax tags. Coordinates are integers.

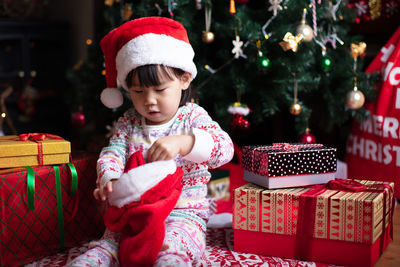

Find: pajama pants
<box><xmin>66</xmin><ymin>186</ymin><xmax>209</xmax><ymax>267</ymax></box>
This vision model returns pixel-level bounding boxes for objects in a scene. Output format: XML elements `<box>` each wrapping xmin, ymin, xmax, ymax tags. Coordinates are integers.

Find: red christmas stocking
<box><xmin>103</xmin><ymin>151</ymin><xmax>183</xmax><ymax>267</ymax></box>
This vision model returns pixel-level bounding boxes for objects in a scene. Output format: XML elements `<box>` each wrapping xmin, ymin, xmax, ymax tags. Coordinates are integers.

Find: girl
<box><xmin>67</xmin><ymin>17</ymin><xmax>234</xmax><ymax>267</ymax></box>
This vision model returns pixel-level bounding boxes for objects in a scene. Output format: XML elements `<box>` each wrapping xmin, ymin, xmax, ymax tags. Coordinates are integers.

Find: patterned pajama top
<box><xmin>97</xmin><ymin>102</ymin><xmax>234</xmax><ymax>224</ymax></box>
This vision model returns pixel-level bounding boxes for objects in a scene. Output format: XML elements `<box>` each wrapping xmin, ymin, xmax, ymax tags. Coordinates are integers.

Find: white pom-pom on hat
<box><xmin>100</xmin><ymin>88</ymin><xmax>124</xmax><ymax>109</ymax></box>
<box><xmin>100</xmin><ymin>16</ymin><xmax>197</xmax><ymax>108</ymax></box>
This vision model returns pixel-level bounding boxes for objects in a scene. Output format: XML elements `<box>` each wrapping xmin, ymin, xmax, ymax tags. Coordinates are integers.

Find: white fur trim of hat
<box><xmin>107</xmin><ymin>159</ymin><xmax>177</xmax><ymax>208</ymax></box>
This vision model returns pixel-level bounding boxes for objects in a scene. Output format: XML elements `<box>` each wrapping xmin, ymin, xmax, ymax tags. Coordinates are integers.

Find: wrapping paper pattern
<box><xmin>28</xmin><ymin>229</ymin><xmax>335</xmax><ymax>267</ymax></box>
<box><xmin>242</xmin><ymin>144</ymin><xmax>336</xmax><ymax>177</ymax></box>
<box><xmin>0</xmin><ymin>153</ymin><xmax>105</xmax><ymax>266</ymax></box>
<box><xmin>234</xmin><ymin>181</ymin><xmax>393</xmax><ymax>244</ymax></box>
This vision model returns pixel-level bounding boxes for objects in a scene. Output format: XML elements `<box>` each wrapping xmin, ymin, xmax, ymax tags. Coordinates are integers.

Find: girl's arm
<box><xmin>183</xmin><ymin>104</ymin><xmax>234</xmax><ymax>168</ymax></box>
<box><xmin>96</xmin><ymin>114</ymin><xmax>131</xmax><ymax>189</ymax></box>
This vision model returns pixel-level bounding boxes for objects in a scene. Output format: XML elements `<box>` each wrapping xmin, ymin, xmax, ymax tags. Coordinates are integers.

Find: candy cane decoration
<box><xmin>310</xmin><ymin>0</ymin><xmax>317</xmax><ymax>37</ymax></box>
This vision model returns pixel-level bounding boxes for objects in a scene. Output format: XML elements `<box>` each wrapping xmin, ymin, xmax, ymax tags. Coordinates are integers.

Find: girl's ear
<box><xmin>181</xmin><ymin>72</ymin><xmax>192</xmax><ymax>90</ymax></box>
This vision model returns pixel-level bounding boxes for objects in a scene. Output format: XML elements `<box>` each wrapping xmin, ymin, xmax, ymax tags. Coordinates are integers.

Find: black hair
<box><xmin>126</xmin><ymin>64</ymin><xmax>196</xmax><ymax>106</ymax></box>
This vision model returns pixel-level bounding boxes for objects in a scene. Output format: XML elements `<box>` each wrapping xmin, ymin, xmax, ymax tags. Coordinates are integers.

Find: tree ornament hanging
<box><xmin>228</xmin><ymin>102</ymin><xmax>251</xmax><ymax>129</ymax></box>
<box><xmin>71</xmin><ymin>109</ymin><xmax>86</xmax><ymax>127</ymax></box>
<box><xmin>346</xmin><ymin>42</ymin><xmax>367</xmax><ymax>110</ymax></box>
<box><xmin>296</xmin><ymin>8</ymin><xmax>314</xmax><ymax>42</ymax></box>
<box><xmin>279</xmin><ymin>32</ymin><xmax>304</xmax><ymax>52</ymax></box>
<box><xmin>202</xmin><ymin>3</ymin><xmax>215</xmax><ymax>43</ymax></box>
<box><xmin>298</xmin><ymin>127</ymin><xmax>316</xmax><ymax>143</ymax></box>
<box><xmin>195</xmin><ymin>0</ymin><xmax>202</xmax><ymax>10</ymax></box>
<box><xmin>289</xmin><ymin>73</ymin><xmax>302</xmax><ymax>115</ymax></box>
<box><xmin>346</xmin><ymin>87</ymin><xmax>365</xmax><ymax>109</ymax></box>
<box><xmin>232</xmin><ymin>35</ymin><xmax>244</xmax><ymax>58</ymax></box>
<box><xmin>290</xmin><ymin>103</ymin><xmax>302</xmax><ymax>115</ymax></box>
<box><xmin>229</xmin><ymin>0</ymin><xmax>236</xmax><ymax>14</ymax></box>
<box><xmin>325</xmin><ymin>0</ymin><xmax>342</xmax><ymax>21</ymax></box>
<box><xmin>268</xmin><ymin>0</ymin><xmax>283</xmax><ymax>16</ymax></box>
<box><xmin>123</xmin><ymin>3</ymin><xmax>133</xmax><ymax>21</ymax></box>
<box><xmin>104</xmin><ymin>0</ymin><xmax>115</xmax><ymax>7</ymax></box>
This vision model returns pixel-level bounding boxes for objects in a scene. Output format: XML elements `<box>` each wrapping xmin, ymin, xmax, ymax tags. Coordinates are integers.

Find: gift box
<box><xmin>0</xmin><ymin>134</ymin><xmax>71</xmax><ymax>168</ymax></box>
<box><xmin>233</xmin><ymin>180</ymin><xmax>395</xmax><ymax>267</ymax></box>
<box><xmin>0</xmin><ymin>152</ymin><xmax>105</xmax><ymax>266</ymax></box>
<box><xmin>242</xmin><ymin>143</ymin><xmax>337</xmax><ymax>188</ymax></box>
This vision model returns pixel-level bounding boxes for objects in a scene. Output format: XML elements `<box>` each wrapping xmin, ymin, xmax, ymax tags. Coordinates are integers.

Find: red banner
<box><xmin>345</xmin><ymin>26</ymin><xmax>400</xmax><ymax>199</ymax></box>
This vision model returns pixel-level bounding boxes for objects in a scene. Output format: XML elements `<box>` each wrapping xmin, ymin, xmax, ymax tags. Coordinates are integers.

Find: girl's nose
<box><xmin>144</xmin><ymin>91</ymin><xmax>157</xmax><ymax>105</ymax></box>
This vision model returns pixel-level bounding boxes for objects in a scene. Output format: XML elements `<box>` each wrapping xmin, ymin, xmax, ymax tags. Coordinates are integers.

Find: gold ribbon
<box><xmin>350</xmin><ymin>42</ymin><xmax>367</xmax><ymax>59</ymax></box>
<box><xmin>279</xmin><ymin>32</ymin><xmax>304</xmax><ymax>52</ymax></box>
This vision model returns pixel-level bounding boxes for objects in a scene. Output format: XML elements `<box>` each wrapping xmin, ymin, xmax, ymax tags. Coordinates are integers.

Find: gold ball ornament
<box><xmin>202</xmin><ymin>31</ymin><xmax>215</xmax><ymax>43</ymax></box>
<box><xmin>290</xmin><ymin>103</ymin><xmax>302</xmax><ymax>115</ymax></box>
<box><xmin>346</xmin><ymin>89</ymin><xmax>365</xmax><ymax>110</ymax></box>
<box><xmin>296</xmin><ymin>23</ymin><xmax>313</xmax><ymax>42</ymax></box>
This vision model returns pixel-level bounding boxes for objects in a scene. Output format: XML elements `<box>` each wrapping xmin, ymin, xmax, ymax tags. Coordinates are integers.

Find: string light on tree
<box><xmin>321</xmin><ymin>47</ymin><xmax>333</xmax><ymax>72</ymax></box>
<box><xmin>296</xmin><ymin>8</ymin><xmax>314</xmax><ymax>42</ymax></box>
<box><xmin>256</xmin><ymin>40</ymin><xmax>270</xmax><ymax>70</ymax></box>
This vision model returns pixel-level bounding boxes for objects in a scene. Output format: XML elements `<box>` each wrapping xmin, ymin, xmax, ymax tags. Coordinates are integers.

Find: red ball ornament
<box><xmin>71</xmin><ymin>111</ymin><xmax>86</xmax><ymax>127</ymax></box>
<box><xmin>236</xmin><ymin>0</ymin><xmax>250</xmax><ymax>4</ymax></box>
<box><xmin>298</xmin><ymin>128</ymin><xmax>316</xmax><ymax>143</ymax></box>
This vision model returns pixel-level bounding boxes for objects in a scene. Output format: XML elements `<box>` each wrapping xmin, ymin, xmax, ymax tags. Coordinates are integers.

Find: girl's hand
<box><xmin>147</xmin><ymin>134</ymin><xmax>194</xmax><ymax>162</ymax></box>
<box><xmin>93</xmin><ymin>181</ymin><xmax>113</xmax><ymax>201</ymax></box>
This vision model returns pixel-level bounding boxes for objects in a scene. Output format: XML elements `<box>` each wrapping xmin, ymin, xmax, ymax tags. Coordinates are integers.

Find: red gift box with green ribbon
<box><xmin>233</xmin><ymin>179</ymin><xmax>395</xmax><ymax>267</ymax></box>
<box><xmin>0</xmin><ymin>153</ymin><xmax>105</xmax><ymax>266</ymax></box>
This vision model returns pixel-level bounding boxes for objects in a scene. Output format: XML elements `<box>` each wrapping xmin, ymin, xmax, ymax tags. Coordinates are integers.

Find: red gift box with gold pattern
<box><xmin>233</xmin><ymin>180</ymin><xmax>395</xmax><ymax>267</ymax></box>
<box><xmin>0</xmin><ymin>153</ymin><xmax>105</xmax><ymax>266</ymax></box>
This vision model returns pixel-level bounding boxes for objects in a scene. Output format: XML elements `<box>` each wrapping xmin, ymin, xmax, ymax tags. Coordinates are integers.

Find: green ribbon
<box><xmin>67</xmin><ymin>163</ymin><xmax>78</xmax><ymax>196</ymax></box>
<box><xmin>25</xmin><ymin>163</ymin><xmax>79</xmax><ymax>251</ymax></box>
<box><xmin>54</xmin><ymin>166</ymin><xmax>65</xmax><ymax>250</ymax></box>
<box><xmin>26</xmin><ymin>166</ymin><xmax>35</xmax><ymax>210</ymax></box>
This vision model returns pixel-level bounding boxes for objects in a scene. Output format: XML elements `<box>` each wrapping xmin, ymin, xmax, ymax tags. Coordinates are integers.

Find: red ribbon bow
<box><xmin>18</xmin><ymin>133</ymin><xmax>63</xmax><ymax>165</ymax></box>
<box><xmin>19</xmin><ymin>133</ymin><xmax>47</xmax><ymax>142</ymax></box>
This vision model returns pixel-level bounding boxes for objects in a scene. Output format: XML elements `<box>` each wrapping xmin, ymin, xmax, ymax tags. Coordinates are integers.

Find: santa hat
<box><xmin>100</xmin><ymin>16</ymin><xmax>197</xmax><ymax>108</ymax></box>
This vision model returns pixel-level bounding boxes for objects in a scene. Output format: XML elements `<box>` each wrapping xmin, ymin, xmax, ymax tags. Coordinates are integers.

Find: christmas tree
<box><xmin>66</xmin><ymin>0</ymin><xmax>382</xmax><ymax>156</ymax></box>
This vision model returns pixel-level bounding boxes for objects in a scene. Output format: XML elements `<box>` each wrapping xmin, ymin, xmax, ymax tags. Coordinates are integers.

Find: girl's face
<box><xmin>128</xmin><ymin>70</ymin><xmax>191</xmax><ymax>125</ymax></box>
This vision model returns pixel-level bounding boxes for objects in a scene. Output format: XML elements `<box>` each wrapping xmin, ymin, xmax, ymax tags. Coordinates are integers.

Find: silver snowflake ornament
<box><xmin>268</xmin><ymin>0</ymin><xmax>283</xmax><ymax>16</ymax></box>
<box><xmin>232</xmin><ymin>35</ymin><xmax>244</xmax><ymax>59</ymax></box>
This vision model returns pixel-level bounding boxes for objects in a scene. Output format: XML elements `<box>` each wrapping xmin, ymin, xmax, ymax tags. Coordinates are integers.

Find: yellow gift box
<box><xmin>0</xmin><ymin>133</ymin><xmax>71</xmax><ymax>168</ymax></box>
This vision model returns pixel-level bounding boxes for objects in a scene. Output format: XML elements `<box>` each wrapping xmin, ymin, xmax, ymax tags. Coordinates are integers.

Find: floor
<box><xmin>375</xmin><ymin>202</ymin><xmax>400</xmax><ymax>267</ymax></box>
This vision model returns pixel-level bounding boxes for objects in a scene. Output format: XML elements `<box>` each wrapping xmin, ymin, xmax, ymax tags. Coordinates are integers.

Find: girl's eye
<box><xmin>156</xmin><ymin>88</ymin><xmax>166</xmax><ymax>92</ymax></box>
<box><xmin>132</xmin><ymin>90</ymin><xmax>143</xmax><ymax>93</ymax></box>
